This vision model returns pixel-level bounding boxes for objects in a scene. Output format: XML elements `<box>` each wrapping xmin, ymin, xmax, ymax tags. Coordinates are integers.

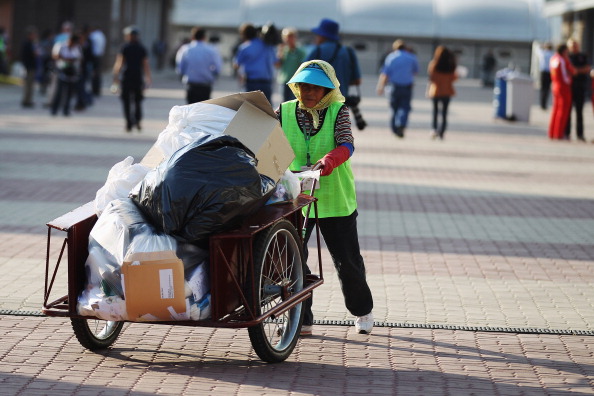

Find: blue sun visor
<box><xmin>287</xmin><ymin>64</ymin><xmax>335</xmax><ymax>89</ymax></box>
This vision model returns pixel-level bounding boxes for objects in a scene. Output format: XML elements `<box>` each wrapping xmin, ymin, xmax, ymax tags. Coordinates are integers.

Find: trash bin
<box><xmin>493</xmin><ymin>72</ymin><xmax>508</xmax><ymax>119</ymax></box>
<box><xmin>505</xmin><ymin>73</ymin><xmax>534</xmax><ymax>122</ymax></box>
<box><xmin>493</xmin><ymin>68</ymin><xmax>534</xmax><ymax>122</ymax></box>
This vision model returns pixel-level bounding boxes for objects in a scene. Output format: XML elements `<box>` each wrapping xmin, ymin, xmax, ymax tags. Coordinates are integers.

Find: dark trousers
<box><xmin>22</xmin><ymin>68</ymin><xmax>35</xmax><ymax>105</ymax></box>
<box><xmin>186</xmin><ymin>83</ymin><xmax>212</xmax><ymax>104</ymax></box>
<box><xmin>390</xmin><ymin>84</ymin><xmax>413</xmax><ymax>133</ymax></box>
<box><xmin>245</xmin><ymin>79</ymin><xmax>272</xmax><ymax>103</ymax></box>
<box><xmin>91</xmin><ymin>56</ymin><xmax>102</xmax><ymax>96</ymax></box>
<box><xmin>540</xmin><ymin>71</ymin><xmax>551</xmax><ymax>110</ymax></box>
<box><xmin>51</xmin><ymin>79</ymin><xmax>77</xmax><ymax>115</ymax></box>
<box><xmin>76</xmin><ymin>63</ymin><xmax>93</xmax><ymax>109</ymax></box>
<box><xmin>565</xmin><ymin>85</ymin><xmax>585</xmax><ymax>140</ymax></box>
<box><xmin>120</xmin><ymin>80</ymin><xmax>144</xmax><ymax>130</ymax></box>
<box><xmin>302</xmin><ymin>210</ymin><xmax>373</xmax><ymax>326</ymax></box>
<box><xmin>432</xmin><ymin>96</ymin><xmax>451</xmax><ymax>137</ymax></box>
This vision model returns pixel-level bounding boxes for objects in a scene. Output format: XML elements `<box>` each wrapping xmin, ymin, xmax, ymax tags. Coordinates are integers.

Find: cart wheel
<box><xmin>70</xmin><ymin>318</ymin><xmax>124</xmax><ymax>350</ymax></box>
<box><xmin>247</xmin><ymin>220</ymin><xmax>305</xmax><ymax>363</ymax></box>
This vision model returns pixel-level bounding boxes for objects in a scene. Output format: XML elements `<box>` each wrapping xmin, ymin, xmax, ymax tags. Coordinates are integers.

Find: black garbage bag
<box><xmin>131</xmin><ymin>134</ymin><xmax>275</xmax><ymax>245</ymax></box>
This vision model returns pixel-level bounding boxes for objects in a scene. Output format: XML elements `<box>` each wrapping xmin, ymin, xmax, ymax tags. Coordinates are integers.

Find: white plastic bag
<box><xmin>94</xmin><ymin>156</ymin><xmax>150</xmax><ymax>216</ymax></box>
<box><xmin>80</xmin><ymin>198</ymin><xmax>151</xmax><ymax>299</ymax></box>
<box><xmin>294</xmin><ymin>169</ymin><xmax>321</xmax><ymax>194</ymax></box>
<box><xmin>78</xmin><ymin>287</ymin><xmax>128</xmax><ymax>321</ymax></box>
<box><xmin>154</xmin><ymin>102</ymin><xmax>237</xmax><ymax>159</ymax></box>
<box><xmin>79</xmin><ymin>195</ymin><xmax>215</xmax><ymax>322</ymax></box>
<box><xmin>125</xmin><ymin>225</ymin><xmax>178</xmax><ymax>257</ymax></box>
<box><xmin>266</xmin><ymin>169</ymin><xmax>302</xmax><ymax>204</ymax></box>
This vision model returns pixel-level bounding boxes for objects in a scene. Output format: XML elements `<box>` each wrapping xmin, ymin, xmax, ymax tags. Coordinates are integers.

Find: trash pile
<box><xmin>77</xmin><ymin>92</ymin><xmax>316</xmax><ymax>322</ymax></box>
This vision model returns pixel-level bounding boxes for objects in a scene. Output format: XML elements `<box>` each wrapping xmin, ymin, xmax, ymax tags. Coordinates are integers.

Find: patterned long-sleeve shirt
<box><xmin>275</xmin><ymin>104</ymin><xmax>354</xmax><ymax>149</ymax></box>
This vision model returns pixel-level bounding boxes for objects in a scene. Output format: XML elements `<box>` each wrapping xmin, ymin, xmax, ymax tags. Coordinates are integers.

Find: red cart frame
<box><xmin>42</xmin><ymin>194</ymin><xmax>323</xmax><ymax>363</ymax></box>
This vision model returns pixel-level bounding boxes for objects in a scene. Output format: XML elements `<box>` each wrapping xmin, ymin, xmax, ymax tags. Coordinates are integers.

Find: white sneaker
<box><xmin>355</xmin><ymin>313</ymin><xmax>374</xmax><ymax>334</ymax></box>
<box><xmin>300</xmin><ymin>325</ymin><xmax>313</xmax><ymax>336</ymax></box>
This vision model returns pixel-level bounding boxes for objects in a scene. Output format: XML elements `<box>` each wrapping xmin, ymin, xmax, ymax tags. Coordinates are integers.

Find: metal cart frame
<box><xmin>42</xmin><ymin>194</ymin><xmax>323</xmax><ymax>363</ymax></box>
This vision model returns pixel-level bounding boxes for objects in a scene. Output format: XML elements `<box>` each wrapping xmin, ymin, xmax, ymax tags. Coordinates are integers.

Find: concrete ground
<box><xmin>1</xmin><ymin>69</ymin><xmax>593</xmax><ymax>395</ymax></box>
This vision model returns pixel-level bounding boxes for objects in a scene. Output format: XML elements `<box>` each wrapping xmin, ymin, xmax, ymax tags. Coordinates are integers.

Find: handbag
<box><xmin>62</xmin><ymin>63</ymin><xmax>77</xmax><ymax>77</ymax></box>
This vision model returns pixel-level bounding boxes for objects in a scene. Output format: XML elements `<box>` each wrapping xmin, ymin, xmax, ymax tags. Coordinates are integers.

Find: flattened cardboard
<box><xmin>122</xmin><ymin>250</ymin><xmax>186</xmax><ymax>321</ymax></box>
<box><xmin>203</xmin><ymin>90</ymin><xmax>277</xmax><ymax>118</ymax></box>
<box><xmin>141</xmin><ymin>91</ymin><xmax>295</xmax><ymax>182</ymax></box>
<box><xmin>223</xmin><ymin>101</ymin><xmax>294</xmax><ymax>181</ymax></box>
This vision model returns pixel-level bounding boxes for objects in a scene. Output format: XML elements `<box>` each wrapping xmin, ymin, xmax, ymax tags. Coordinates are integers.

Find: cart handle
<box><xmin>302</xmin><ymin>163</ymin><xmax>321</xmax><ymax>237</ymax></box>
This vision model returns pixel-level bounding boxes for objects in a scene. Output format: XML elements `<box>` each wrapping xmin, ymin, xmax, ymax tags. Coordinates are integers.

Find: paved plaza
<box><xmin>1</xmin><ymin>70</ymin><xmax>593</xmax><ymax>395</ymax></box>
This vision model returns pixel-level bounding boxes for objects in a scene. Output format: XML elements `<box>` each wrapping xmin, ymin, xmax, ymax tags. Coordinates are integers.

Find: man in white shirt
<box><xmin>50</xmin><ymin>33</ymin><xmax>82</xmax><ymax>116</ymax></box>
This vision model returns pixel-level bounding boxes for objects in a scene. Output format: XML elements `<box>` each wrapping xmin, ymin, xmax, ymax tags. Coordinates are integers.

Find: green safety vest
<box><xmin>281</xmin><ymin>100</ymin><xmax>357</xmax><ymax>218</ymax></box>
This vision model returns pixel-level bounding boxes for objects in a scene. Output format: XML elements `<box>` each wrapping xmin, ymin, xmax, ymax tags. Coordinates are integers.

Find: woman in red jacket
<box><xmin>427</xmin><ymin>45</ymin><xmax>458</xmax><ymax>140</ymax></box>
<box><xmin>548</xmin><ymin>44</ymin><xmax>574</xmax><ymax>140</ymax></box>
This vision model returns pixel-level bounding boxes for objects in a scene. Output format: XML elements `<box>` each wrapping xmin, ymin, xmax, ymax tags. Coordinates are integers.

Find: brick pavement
<box><xmin>1</xmin><ymin>316</ymin><xmax>593</xmax><ymax>395</ymax></box>
<box><xmin>1</xmin><ymin>71</ymin><xmax>593</xmax><ymax>394</ymax></box>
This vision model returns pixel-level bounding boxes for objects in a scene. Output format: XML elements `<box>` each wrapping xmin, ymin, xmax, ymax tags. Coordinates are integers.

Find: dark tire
<box><xmin>70</xmin><ymin>318</ymin><xmax>124</xmax><ymax>350</ymax></box>
<box><xmin>247</xmin><ymin>220</ymin><xmax>305</xmax><ymax>363</ymax></box>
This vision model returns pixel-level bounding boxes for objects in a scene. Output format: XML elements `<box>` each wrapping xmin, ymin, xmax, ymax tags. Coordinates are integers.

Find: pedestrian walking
<box><xmin>112</xmin><ymin>26</ymin><xmax>152</xmax><ymax>132</ymax></box>
<box><xmin>233</xmin><ymin>22</ymin><xmax>277</xmax><ymax>103</ymax></box>
<box><xmin>481</xmin><ymin>50</ymin><xmax>496</xmax><ymax>87</ymax></box>
<box><xmin>176</xmin><ymin>27</ymin><xmax>223</xmax><ymax>104</ymax></box>
<box><xmin>304</xmin><ymin>18</ymin><xmax>362</xmax><ymax>98</ymax></box>
<box><xmin>548</xmin><ymin>44</ymin><xmax>574</xmax><ymax>140</ymax></box>
<box><xmin>275</xmin><ymin>27</ymin><xmax>305</xmax><ymax>102</ymax></box>
<box><xmin>74</xmin><ymin>26</ymin><xmax>94</xmax><ymax>111</ymax></box>
<box><xmin>20</xmin><ymin>26</ymin><xmax>39</xmax><ymax>108</ymax></box>
<box><xmin>152</xmin><ymin>38</ymin><xmax>167</xmax><ymax>71</ymax></box>
<box><xmin>275</xmin><ymin>60</ymin><xmax>374</xmax><ymax>336</ymax></box>
<box><xmin>37</xmin><ymin>28</ymin><xmax>54</xmax><ymax>96</ymax></box>
<box><xmin>0</xmin><ymin>27</ymin><xmax>9</xmax><ymax>76</ymax></box>
<box><xmin>50</xmin><ymin>33</ymin><xmax>81</xmax><ymax>117</ymax></box>
<box><xmin>45</xmin><ymin>21</ymin><xmax>73</xmax><ymax>107</ymax></box>
<box><xmin>427</xmin><ymin>45</ymin><xmax>458</xmax><ymax>140</ymax></box>
<box><xmin>565</xmin><ymin>38</ymin><xmax>589</xmax><ymax>142</ymax></box>
<box><xmin>89</xmin><ymin>25</ymin><xmax>106</xmax><ymax>96</ymax></box>
<box><xmin>376</xmin><ymin>39</ymin><xmax>419</xmax><ymax>137</ymax></box>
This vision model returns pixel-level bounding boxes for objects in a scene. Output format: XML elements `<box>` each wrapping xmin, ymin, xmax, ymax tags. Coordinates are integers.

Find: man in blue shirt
<box><xmin>376</xmin><ymin>39</ymin><xmax>419</xmax><ymax>137</ymax></box>
<box><xmin>177</xmin><ymin>27</ymin><xmax>223</xmax><ymax>104</ymax></box>
<box><xmin>305</xmin><ymin>18</ymin><xmax>361</xmax><ymax>98</ymax></box>
<box><xmin>233</xmin><ymin>23</ymin><xmax>277</xmax><ymax>103</ymax></box>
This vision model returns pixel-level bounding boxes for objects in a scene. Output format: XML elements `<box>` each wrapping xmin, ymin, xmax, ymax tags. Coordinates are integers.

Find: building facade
<box><xmin>544</xmin><ymin>0</ymin><xmax>594</xmax><ymax>58</ymax></box>
<box><xmin>169</xmin><ymin>0</ymin><xmax>550</xmax><ymax>78</ymax></box>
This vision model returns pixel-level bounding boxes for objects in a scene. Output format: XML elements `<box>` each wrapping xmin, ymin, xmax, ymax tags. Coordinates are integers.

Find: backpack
<box><xmin>311</xmin><ymin>43</ymin><xmax>357</xmax><ymax>85</ymax></box>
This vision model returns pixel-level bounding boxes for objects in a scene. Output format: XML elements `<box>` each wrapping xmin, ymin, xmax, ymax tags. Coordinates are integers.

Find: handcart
<box><xmin>42</xmin><ymin>193</ymin><xmax>323</xmax><ymax>363</ymax></box>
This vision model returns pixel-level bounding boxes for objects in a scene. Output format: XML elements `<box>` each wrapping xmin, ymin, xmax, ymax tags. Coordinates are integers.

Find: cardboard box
<box><xmin>141</xmin><ymin>91</ymin><xmax>295</xmax><ymax>182</ymax></box>
<box><xmin>122</xmin><ymin>250</ymin><xmax>186</xmax><ymax>321</ymax></box>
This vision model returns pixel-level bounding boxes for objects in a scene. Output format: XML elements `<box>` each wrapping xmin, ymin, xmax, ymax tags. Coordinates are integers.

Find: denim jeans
<box><xmin>390</xmin><ymin>84</ymin><xmax>413</xmax><ymax>133</ymax></box>
<box><xmin>302</xmin><ymin>210</ymin><xmax>374</xmax><ymax>325</ymax></box>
